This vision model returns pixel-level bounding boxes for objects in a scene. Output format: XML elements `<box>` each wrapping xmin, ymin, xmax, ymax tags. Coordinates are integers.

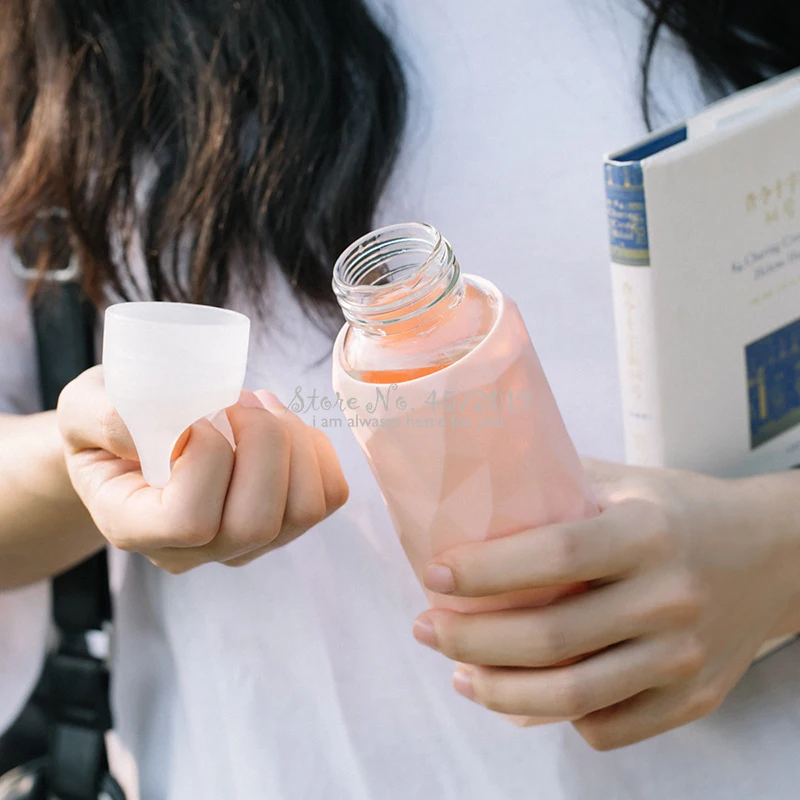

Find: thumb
<box><xmin>58</xmin><ymin>366</ymin><xmax>139</xmax><ymax>460</ymax></box>
<box><xmin>58</xmin><ymin>365</ymin><xmax>190</xmax><ymax>463</ymax></box>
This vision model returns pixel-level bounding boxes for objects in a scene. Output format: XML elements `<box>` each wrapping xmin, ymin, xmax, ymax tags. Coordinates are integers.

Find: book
<box><xmin>605</xmin><ymin>70</ymin><xmax>800</xmax><ymax>662</ymax></box>
<box><xmin>605</xmin><ymin>68</ymin><xmax>800</xmax><ymax>479</ymax></box>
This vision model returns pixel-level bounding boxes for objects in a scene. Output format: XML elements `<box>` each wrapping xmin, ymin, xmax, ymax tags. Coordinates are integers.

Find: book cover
<box><xmin>605</xmin><ymin>68</ymin><xmax>800</xmax><ymax>479</ymax></box>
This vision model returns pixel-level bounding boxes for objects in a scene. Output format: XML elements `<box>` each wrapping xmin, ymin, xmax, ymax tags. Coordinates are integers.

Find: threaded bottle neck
<box><xmin>332</xmin><ymin>222</ymin><xmax>462</xmax><ymax>335</ymax></box>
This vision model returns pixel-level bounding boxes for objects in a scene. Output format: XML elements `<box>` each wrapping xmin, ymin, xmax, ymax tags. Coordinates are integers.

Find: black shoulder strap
<box><xmin>31</xmin><ymin>269</ymin><xmax>114</xmax><ymax>797</ymax></box>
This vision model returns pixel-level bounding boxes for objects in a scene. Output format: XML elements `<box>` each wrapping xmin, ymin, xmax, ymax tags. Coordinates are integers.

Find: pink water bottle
<box><xmin>331</xmin><ymin>223</ymin><xmax>598</xmax><ymax>613</ymax></box>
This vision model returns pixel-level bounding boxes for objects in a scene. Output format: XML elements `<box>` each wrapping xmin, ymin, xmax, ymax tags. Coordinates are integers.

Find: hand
<box><xmin>58</xmin><ymin>366</ymin><xmax>349</xmax><ymax>574</ymax></box>
<box><xmin>412</xmin><ymin>459</ymin><xmax>800</xmax><ymax>750</ymax></box>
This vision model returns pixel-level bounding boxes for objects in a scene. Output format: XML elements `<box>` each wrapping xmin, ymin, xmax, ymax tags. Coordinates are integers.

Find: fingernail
<box><xmin>412</xmin><ymin>618</ymin><xmax>437</xmax><ymax>650</ymax></box>
<box><xmin>423</xmin><ymin>564</ymin><xmax>455</xmax><ymax>595</ymax></box>
<box><xmin>239</xmin><ymin>390</ymin><xmax>263</xmax><ymax>409</ymax></box>
<box><xmin>453</xmin><ymin>666</ymin><xmax>475</xmax><ymax>701</ymax></box>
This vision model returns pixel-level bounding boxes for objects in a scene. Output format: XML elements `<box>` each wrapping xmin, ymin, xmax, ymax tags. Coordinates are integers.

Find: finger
<box><xmin>417</xmin><ymin>572</ymin><xmax>700</xmax><ymax>667</ymax></box>
<box><xmin>423</xmin><ymin>498</ymin><xmax>667</xmax><ymax>597</ymax></box>
<box><xmin>220</xmin><ymin>426</ymin><xmax>349</xmax><ymax>568</ymax></box>
<box><xmin>87</xmin><ymin>418</ymin><xmax>233</xmax><ymax>552</ymax></box>
<box><xmin>308</xmin><ymin>427</ymin><xmax>350</xmax><ymax>516</ymax></box>
<box><xmin>572</xmin><ymin>677</ymin><xmax>727</xmax><ymax>751</ymax></box>
<box><xmin>216</xmin><ymin>392</ymin><xmax>349</xmax><ymax>566</ymax></box>
<box><xmin>199</xmin><ymin>391</ymin><xmax>293</xmax><ymax>562</ymax></box>
<box><xmin>58</xmin><ymin>366</ymin><xmax>139</xmax><ymax>460</ymax></box>
<box><xmin>450</xmin><ymin>634</ymin><xmax>700</xmax><ymax>721</ymax></box>
<box><xmin>417</xmin><ymin>570</ymin><xmax>703</xmax><ymax>667</ymax></box>
<box><xmin>259</xmin><ymin>393</ymin><xmax>329</xmax><ymax>551</ymax></box>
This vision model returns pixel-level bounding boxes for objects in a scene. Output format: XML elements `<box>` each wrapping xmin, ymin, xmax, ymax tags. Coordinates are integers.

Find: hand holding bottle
<box><xmin>58</xmin><ymin>367</ymin><xmax>349</xmax><ymax>573</ymax></box>
<box><xmin>411</xmin><ymin>459</ymin><xmax>800</xmax><ymax>749</ymax></box>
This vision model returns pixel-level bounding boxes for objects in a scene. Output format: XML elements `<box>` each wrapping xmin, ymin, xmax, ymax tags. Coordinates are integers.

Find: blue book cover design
<box><xmin>746</xmin><ymin>317</ymin><xmax>800</xmax><ymax>449</ymax></box>
<box><xmin>605</xmin><ymin>126</ymin><xmax>687</xmax><ymax>266</ymax></box>
<box><xmin>605</xmin><ymin>162</ymin><xmax>650</xmax><ymax>266</ymax></box>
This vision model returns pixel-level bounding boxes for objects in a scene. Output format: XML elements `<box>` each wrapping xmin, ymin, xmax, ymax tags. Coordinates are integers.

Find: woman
<box><xmin>2</xmin><ymin>0</ymin><xmax>800</xmax><ymax>798</ymax></box>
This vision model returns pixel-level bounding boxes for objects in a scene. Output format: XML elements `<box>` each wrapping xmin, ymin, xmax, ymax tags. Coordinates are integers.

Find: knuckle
<box><xmin>686</xmin><ymin>684</ymin><xmax>724</xmax><ymax>720</ymax></box>
<box><xmin>98</xmin><ymin>519</ymin><xmax>136</xmax><ymax>554</ymax></box>
<box><xmin>263</xmin><ymin>522</ymin><xmax>285</xmax><ymax>548</ymax></box>
<box><xmin>107</xmin><ymin>532</ymin><xmax>137</xmax><ymax>554</ymax></box>
<box><xmin>309</xmin><ymin>430</ymin><xmax>349</xmax><ymax>513</ymax></box>
<box><xmin>547</xmin><ymin>528</ymin><xmax>582</xmax><ymax>580</ymax></box>
<box><xmin>220</xmin><ymin>523</ymin><xmax>271</xmax><ymax>554</ymax></box>
<box><xmin>261</xmin><ymin>522</ymin><xmax>283</xmax><ymax>547</ymax></box>
<box><xmin>159</xmin><ymin>509</ymin><xmax>218</xmax><ymax>548</ymax></box>
<box><xmin>666</xmin><ymin>636</ymin><xmax>708</xmax><ymax>680</ymax></box>
<box><xmin>327</xmin><ymin>474</ymin><xmax>350</xmax><ymax>513</ymax></box>
<box><xmin>661</xmin><ymin>572</ymin><xmax>705</xmax><ymax>625</ymax></box>
<box><xmin>553</xmin><ymin>673</ymin><xmax>593</xmax><ymax>718</ymax></box>
<box><xmin>178</xmin><ymin>523</ymin><xmax>218</xmax><ymax>548</ymax></box>
<box><xmin>437</xmin><ymin>618</ymin><xmax>471</xmax><ymax>663</ymax></box>
<box><xmin>224</xmin><ymin>514</ymin><xmax>283</xmax><ymax>551</ymax></box>
<box><xmin>470</xmin><ymin>673</ymin><xmax>502</xmax><ymax>712</ymax></box>
<box><xmin>285</xmin><ymin>496</ymin><xmax>327</xmax><ymax>533</ymax></box>
<box><xmin>534</xmin><ymin>617</ymin><xmax>570</xmax><ymax>665</ymax></box>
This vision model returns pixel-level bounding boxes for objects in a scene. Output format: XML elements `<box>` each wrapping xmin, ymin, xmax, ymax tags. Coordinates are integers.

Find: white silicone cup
<box><xmin>102</xmin><ymin>302</ymin><xmax>251</xmax><ymax>488</ymax></box>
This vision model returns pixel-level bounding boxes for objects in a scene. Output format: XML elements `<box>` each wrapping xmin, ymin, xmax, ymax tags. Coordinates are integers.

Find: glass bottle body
<box><xmin>332</xmin><ymin>223</ymin><xmax>598</xmax><ymax>616</ymax></box>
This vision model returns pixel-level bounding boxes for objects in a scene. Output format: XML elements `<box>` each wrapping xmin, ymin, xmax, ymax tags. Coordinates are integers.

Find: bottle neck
<box><xmin>332</xmin><ymin>223</ymin><xmax>463</xmax><ymax>337</ymax></box>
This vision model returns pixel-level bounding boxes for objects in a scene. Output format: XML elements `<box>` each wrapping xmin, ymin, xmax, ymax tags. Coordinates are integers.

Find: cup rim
<box><xmin>105</xmin><ymin>301</ymin><xmax>250</xmax><ymax>328</ymax></box>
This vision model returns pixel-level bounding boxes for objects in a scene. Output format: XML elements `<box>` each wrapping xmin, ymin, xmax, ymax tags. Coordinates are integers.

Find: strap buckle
<box><xmin>10</xmin><ymin>208</ymin><xmax>80</xmax><ymax>283</ymax></box>
<box><xmin>49</xmin><ymin>621</ymin><xmax>114</xmax><ymax>668</ymax></box>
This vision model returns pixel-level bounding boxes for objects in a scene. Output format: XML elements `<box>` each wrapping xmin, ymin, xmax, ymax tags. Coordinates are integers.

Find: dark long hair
<box><xmin>641</xmin><ymin>1</ymin><xmax>800</xmax><ymax>128</ymax></box>
<box><xmin>0</xmin><ymin>0</ymin><xmax>406</xmax><ymax>330</ymax></box>
<box><xmin>0</xmin><ymin>0</ymin><xmax>798</xmax><ymax>325</ymax></box>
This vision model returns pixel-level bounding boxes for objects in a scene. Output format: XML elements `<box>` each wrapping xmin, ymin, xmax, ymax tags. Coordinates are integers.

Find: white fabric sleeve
<box><xmin>0</xmin><ymin>239</ymin><xmax>52</xmax><ymax>734</ymax></box>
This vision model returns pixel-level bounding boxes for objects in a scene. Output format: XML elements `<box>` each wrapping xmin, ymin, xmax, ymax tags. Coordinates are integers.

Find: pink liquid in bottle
<box><xmin>331</xmin><ymin>223</ymin><xmax>598</xmax><ymax>615</ymax></box>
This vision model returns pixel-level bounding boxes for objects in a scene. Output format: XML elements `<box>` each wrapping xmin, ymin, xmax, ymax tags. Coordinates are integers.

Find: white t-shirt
<box><xmin>3</xmin><ymin>1</ymin><xmax>800</xmax><ymax>797</ymax></box>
